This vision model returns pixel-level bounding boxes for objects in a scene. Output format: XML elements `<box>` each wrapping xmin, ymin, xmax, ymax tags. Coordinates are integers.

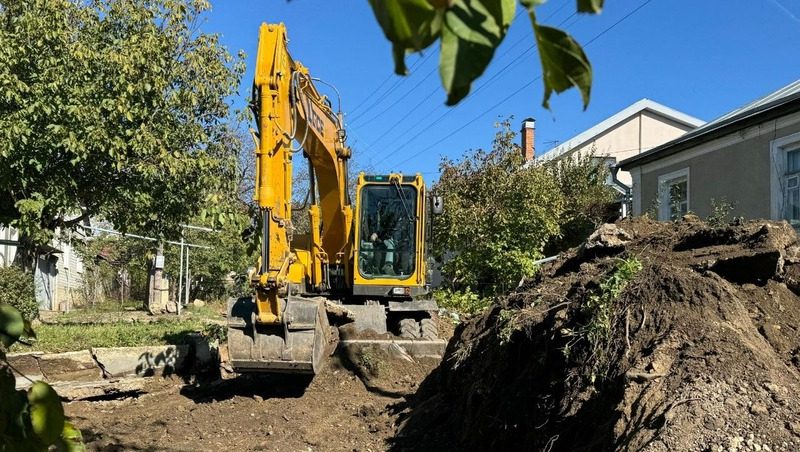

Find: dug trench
<box><xmin>64</xmin><ymin>217</ymin><xmax>800</xmax><ymax>451</ymax></box>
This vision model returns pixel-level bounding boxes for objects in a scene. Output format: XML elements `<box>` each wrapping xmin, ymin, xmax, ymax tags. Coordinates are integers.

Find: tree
<box><xmin>161</xmin><ymin>215</ymin><xmax>253</xmax><ymax>302</ymax></box>
<box><xmin>0</xmin><ymin>0</ymin><xmax>245</xmax><ymax>257</ymax></box>
<box><xmin>368</xmin><ymin>0</ymin><xmax>600</xmax><ymax>107</ymax></box>
<box><xmin>432</xmin><ymin>120</ymin><xmax>616</xmax><ymax>295</ymax></box>
<box><xmin>432</xmin><ymin>120</ymin><xmax>563</xmax><ymax>294</ymax></box>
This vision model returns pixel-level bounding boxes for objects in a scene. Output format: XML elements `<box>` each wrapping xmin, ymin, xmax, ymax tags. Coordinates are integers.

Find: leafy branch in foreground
<box><xmin>1</xmin><ymin>303</ymin><xmax>85</xmax><ymax>451</ymax></box>
<box><xmin>367</xmin><ymin>0</ymin><xmax>600</xmax><ymax>107</ymax></box>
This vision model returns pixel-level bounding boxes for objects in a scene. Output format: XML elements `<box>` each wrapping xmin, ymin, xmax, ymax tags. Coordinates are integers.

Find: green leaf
<box><xmin>0</xmin><ymin>303</ymin><xmax>25</xmax><ymax>348</ymax></box>
<box><xmin>56</xmin><ymin>422</ymin><xmax>86</xmax><ymax>452</ymax></box>
<box><xmin>368</xmin><ymin>0</ymin><xmax>441</xmax><ymax>74</ymax></box>
<box><xmin>27</xmin><ymin>381</ymin><xmax>65</xmax><ymax>445</ymax></box>
<box><xmin>439</xmin><ymin>0</ymin><xmax>515</xmax><ymax>105</ymax></box>
<box><xmin>577</xmin><ymin>0</ymin><xmax>604</xmax><ymax>14</ymax></box>
<box><xmin>528</xmin><ymin>10</ymin><xmax>592</xmax><ymax>109</ymax></box>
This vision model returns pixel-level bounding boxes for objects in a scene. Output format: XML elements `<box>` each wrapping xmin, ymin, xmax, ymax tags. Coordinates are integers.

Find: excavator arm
<box><xmin>228</xmin><ymin>23</ymin><xmax>353</xmax><ymax>374</ymax></box>
<box><xmin>251</xmin><ymin>23</ymin><xmax>353</xmax><ymax>324</ymax></box>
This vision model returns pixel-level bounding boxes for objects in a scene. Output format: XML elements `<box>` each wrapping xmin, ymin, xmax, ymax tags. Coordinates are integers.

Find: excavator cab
<box><xmin>353</xmin><ymin>173</ymin><xmax>430</xmax><ymax>299</ymax></box>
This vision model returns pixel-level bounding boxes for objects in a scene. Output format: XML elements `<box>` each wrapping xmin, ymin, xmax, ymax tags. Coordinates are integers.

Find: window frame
<box><xmin>770</xmin><ymin>131</ymin><xmax>800</xmax><ymax>221</ymax></box>
<box><xmin>657</xmin><ymin>167</ymin><xmax>690</xmax><ymax>221</ymax></box>
<box><xmin>356</xmin><ymin>183</ymin><xmax>418</xmax><ymax>280</ymax></box>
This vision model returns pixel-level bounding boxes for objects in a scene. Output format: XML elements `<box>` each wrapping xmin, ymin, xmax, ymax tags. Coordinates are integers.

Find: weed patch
<box><xmin>11</xmin><ymin>319</ymin><xmax>205</xmax><ymax>353</ymax></box>
<box><xmin>434</xmin><ymin>288</ymin><xmax>492</xmax><ymax>317</ymax></box>
<box><xmin>563</xmin><ymin>256</ymin><xmax>642</xmax><ymax>382</ymax></box>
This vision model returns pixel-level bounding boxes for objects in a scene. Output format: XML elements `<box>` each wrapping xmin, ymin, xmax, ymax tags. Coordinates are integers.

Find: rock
<box><xmin>787</xmin><ymin>421</ymin><xmax>800</xmax><ymax>437</ymax></box>
<box><xmin>193</xmin><ymin>299</ymin><xmax>206</xmax><ymax>307</ymax></box>
<box><xmin>584</xmin><ymin>224</ymin><xmax>632</xmax><ymax>251</ymax></box>
<box><xmin>324</xmin><ymin>300</ymin><xmax>356</xmax><ymax>325</ymax></box>
<box><xmin>729</xmin><ymin>435</ymin><xmax>744</xmax><ymax>450</ymax></box>
<box><xmin>749</xmin><ymin>402</ymin><xmax>769</xmax><ymax>416</ymax></box>
<box><xmin>682</xmin><ymin>213</ymin><xmax>702</xmax><ymax>223</ymax></box>
<box><xmin>166</xmin><ymin>301</ymin><xmax>178</xmax><ymax>313</ymax></box>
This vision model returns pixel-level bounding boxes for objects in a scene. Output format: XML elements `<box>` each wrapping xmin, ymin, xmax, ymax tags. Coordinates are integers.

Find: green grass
<box><xmin>12</xmin><ymin>319</ymin><xmax>205</xmax><ymax>353</ymax></box>
<box><xmin>182</xmin><ymin>301</ymin><xmax>226</xmax><ymax>320</ymax></box>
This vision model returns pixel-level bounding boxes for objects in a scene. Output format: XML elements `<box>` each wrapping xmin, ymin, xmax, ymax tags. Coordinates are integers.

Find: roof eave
<box><xmin>619</xmin><ymin>95</ymin><xmax>800</xmax><ymax>170</ymax></box>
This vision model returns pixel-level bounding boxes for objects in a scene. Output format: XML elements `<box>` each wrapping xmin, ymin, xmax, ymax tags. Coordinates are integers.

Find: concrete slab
<box><xmin>38</xmin><ymin>350</ymin><xmax>102</xmax><ymax>382</ymax></box>
<box><xmin>339</xmin><ymin>338</ymin><xmax>447</xmax><ymax>358</ymax></box>
<box><xmin>50</xmin><ymin>378</ymin><xmax>148</xmax><ymax>401</ymax></box>
<box><xmin>7</xmin><ymin>352</ymin><xmax>44</xmax><ymax>388</ymax></box>
<box><xmin>92</xmin><ymin>345</ymin><xmax>190</xmax><ymax>377</ymax></box>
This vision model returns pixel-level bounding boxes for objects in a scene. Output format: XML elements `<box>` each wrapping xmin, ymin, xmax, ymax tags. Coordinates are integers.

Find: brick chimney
<box><xmin>520</xmin><ymin>117</ymin><xmax>536</xmax><ymax>162</ymax></box>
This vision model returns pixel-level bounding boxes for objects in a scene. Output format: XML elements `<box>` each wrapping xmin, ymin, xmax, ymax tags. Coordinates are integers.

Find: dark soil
<box><xmin>394</xmin><ymin>216</ymin><xmax>800</xmax><ymax>452</ymax></box>
<box><xmin>66</xmin><ymin>353</ymin><xmax>439</xmax><ymax>451</ymax></box>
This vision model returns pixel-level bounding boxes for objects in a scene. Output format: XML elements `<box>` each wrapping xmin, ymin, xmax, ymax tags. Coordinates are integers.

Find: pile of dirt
<box><xmin>394</xmin><ymin>216</ymin><xmax>800</xmax><ymax>451</ymax></box>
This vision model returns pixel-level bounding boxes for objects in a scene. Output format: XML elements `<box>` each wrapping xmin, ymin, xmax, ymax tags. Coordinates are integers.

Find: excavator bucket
<box><xmin>227</xmin><ymin>296</ymin><xmax>331</xmax><ymax>374</ymax></box>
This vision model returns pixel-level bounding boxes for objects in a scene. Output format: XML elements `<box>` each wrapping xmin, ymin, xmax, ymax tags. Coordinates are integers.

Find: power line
<box><xmin>385</xmin><ymin>0</ymin><xmax>656</xmax><ymax>169</ymax></box>
<box><xmin>348</xmin><ymin>52</ymin><xmax>434</xmax><ymax>123</ymax></box>
<box><xmin>356</xmin><ymin>9</ymin><xmax>576</xmax><ymax>162</ymax></box>
<box><xmin>389</xmin><ymin>78</ymin><xmax>540</xmax><ymax>169</ymax></box>
<box><xmin>351</xmin><ymin>63</ymin><xmax>438</xmax><ymax>128</ymax></box>
<box><xmin>352</xmin><ymin>29</ymin><xmax>536</xmax><ymax>155</ymax></box>
<box><xmin>768</xmin><ymin>0</ymin><xmax>800</xmax><ymax>26</ymax></box>
<box><xmin>375</xmin><ymin>12</ymin><xmax>579</xmax><ymax>165</ymax></box>
<box><xmin>347</xmin><ymin>53</ymin><xmax>427</xmax><ymax>118</ymax></box>
<box><xmin>349</xmin><ymin>7</ymin><xmax>533</xmax><ymax>127</ymax></box>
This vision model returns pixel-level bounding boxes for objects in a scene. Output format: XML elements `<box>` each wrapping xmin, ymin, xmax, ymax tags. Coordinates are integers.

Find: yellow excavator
<box><xmin>227</xmin><ymin>23</ymin><xmax>444</xmax><ymax>374</ymax></box>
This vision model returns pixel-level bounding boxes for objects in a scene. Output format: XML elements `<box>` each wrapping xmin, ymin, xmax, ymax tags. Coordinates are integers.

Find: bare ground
<box><xmin>65</xmin><ymin>353</ymin><xmax>440</xmax><ymax>451</ymax></box>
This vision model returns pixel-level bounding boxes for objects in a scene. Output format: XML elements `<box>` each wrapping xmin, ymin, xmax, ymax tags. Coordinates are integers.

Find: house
<box><xmin>0</xmin><ymin>225</ymin><xmax>86</xmax><ymax>311</ymax></box>
<box><xmin>525</xmin><ymin>99</ymin><xmax>705</xmax><ymax>189</ymax></box>
<box><xmin>619</xmin><ymin>79</ymin><xmax>800</xmax><ymax>223</ymax></box>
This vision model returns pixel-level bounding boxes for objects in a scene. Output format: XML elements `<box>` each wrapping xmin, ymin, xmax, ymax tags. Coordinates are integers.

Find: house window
<box><xmin>658</xmin><ymin>168</ymin><xmax>690</xmax><ymax>221</ymax></box>
<box><xmin>770</xmin><ymin>131</ymin><xmax>800</xmax><ymax>223</ymax></box>
<box><xmin>784</xmin><ymin>148</ymin><xmax>800</xmax><ymax>226</ymax></box>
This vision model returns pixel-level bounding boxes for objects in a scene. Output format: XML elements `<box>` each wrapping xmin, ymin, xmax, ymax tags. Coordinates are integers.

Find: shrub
<box><xmin>434</xmin><ymin>288</ymin><xmax>492</xmax><ymax>316</ymax></box>
<box><xmin>432</xmin><ymin>121</ymin><xmax>617</xmax><ymax>296</ymax></box>
<box><xmin>0</xmin><ymin>266</ymin><xmax>38</xmax><ymax>321</ymax></box>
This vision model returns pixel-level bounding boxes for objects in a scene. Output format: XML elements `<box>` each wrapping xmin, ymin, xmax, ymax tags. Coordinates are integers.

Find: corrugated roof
<box><xmin>620</xmin><ymin>79</ymin><xmax>800</xmax><ymax>169</ymax></box>
<box><xmin>535</xmin><ymin>99</ymin><xmax>705</xmax><ymax>164</ymax></box>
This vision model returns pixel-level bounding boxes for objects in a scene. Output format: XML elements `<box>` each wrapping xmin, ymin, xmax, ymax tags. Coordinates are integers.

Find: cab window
<box><xmin>358</xmin><ymin>184</ymin><xmax>417</xmax><ymax>279</ymax></box>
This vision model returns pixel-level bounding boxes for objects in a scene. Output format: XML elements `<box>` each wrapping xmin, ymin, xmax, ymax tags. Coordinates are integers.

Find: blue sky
<box><xmin>204</xmin><ymin>0</ymin><xmax>800</xmax><ymax>180</ymax></box>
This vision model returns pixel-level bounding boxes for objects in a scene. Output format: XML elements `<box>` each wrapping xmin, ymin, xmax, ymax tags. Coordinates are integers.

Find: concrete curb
<box><xmin>8</xmin><ymin>337</ymin><xmax>218</xmax><ymax>390</ymax></box>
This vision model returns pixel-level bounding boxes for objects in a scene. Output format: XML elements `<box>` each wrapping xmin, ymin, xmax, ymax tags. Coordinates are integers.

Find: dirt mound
<box><xmin>394</xmin><ymin>217</ymin><xmax>800</xmax><ymax>451</ymax></box>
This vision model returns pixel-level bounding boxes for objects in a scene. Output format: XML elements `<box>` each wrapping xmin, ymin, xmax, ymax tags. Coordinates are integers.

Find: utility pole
<box><xmin>147</xmin><ymin>242</ymin><xmax>166</xmax><ymax>314</ymax></box>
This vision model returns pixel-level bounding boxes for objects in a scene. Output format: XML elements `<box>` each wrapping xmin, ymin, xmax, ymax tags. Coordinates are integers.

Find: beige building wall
<box><xmin>631</xmin><ymin>111</ymin><xmax>800</xmax><ymax>220</ymax></box>
<box><xmin>549</xmin><ymin>111</ymin><xmax>697</xmax><ymax>186</ymax></box>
